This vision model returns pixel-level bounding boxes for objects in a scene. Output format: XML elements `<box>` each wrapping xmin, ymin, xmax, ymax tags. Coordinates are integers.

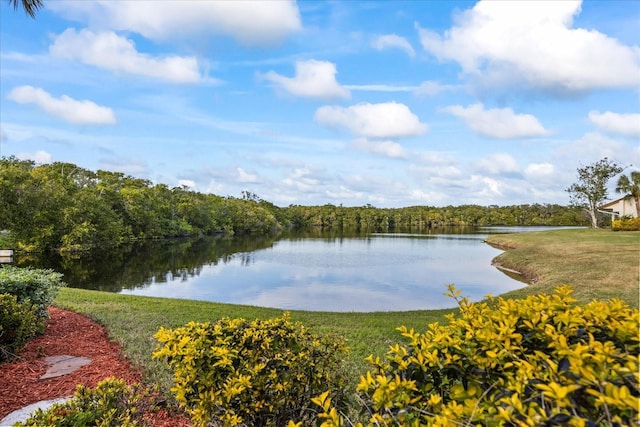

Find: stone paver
<box><xmin>0</xmin><ymin>397</ymin><xmax>71</xmax><ymax>426</ymax></box>
<box><xmin>0</xmin><ymin>355</ymin><xmax>93</xmax><ymax>425</ymax></box>
<box><xmin>40</xmin><ymin>355</ymin><xmax>91</xmax><ymax>380</ymax></box>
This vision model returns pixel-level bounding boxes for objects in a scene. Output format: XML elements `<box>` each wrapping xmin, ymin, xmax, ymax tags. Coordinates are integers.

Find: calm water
<box><xmin>11</xmin><ymin>227</ymin><xmax>563</xmax><ymax>312</ymax></box>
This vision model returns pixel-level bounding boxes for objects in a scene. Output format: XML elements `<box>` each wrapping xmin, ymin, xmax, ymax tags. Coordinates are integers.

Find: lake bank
<box><xmin>51</xmin><ymin>228</ymin><xmax>638</xmax><ymax>399</ymax></box>
<box><xmin>486</xmin><ymin>228</ymin><xmax>639</xmax><ymax>308</ymax></box>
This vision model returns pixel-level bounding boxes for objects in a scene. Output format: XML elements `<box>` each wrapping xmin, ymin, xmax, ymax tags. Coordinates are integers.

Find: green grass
<box><xmin>486</xmin><ymin>228</ymin><xmax>639</xmax><ymax>307</ymax></box>
<box><xmin>53</xmin><ymin>228</ymin><xmax>639</xmax><ymax>400</ymax></box>
<box><xmin>55</xmin><ymin>287</ymin><xmax>452</xmax><ymax>395</ymax></box>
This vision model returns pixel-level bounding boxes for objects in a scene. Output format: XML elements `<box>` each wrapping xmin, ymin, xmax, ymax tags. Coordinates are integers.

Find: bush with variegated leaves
<box><xmin>153</xmin><ymin>313</ymin><xmax>349</xmax><ymax>427</ymax></box>
<box><xmin>309</xmin><ymin>285</ymin><xmax>639</xmax><ymax>427</ymax></box>
<box><xmin>612</xmin><ymin>217</ymin><xmax>640</xmax><ymax>231</ymax></box>
<box><xmin>16</xmin><ymin>377</ymin><xmax>147</xmax><ymax>427</ymax></box>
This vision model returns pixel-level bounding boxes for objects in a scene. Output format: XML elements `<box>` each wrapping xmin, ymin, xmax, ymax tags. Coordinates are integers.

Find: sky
<box><xmin>1</xmin><ymin>0</ymin><xmax>639</xmax><ymax>208</ymax></box>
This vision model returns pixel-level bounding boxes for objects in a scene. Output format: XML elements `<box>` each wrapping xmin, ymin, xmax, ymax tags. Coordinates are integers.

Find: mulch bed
<box><xmin>0</xmin><ymin>306</ymin><xmax>192</xmax><ymax>426</ymax></box>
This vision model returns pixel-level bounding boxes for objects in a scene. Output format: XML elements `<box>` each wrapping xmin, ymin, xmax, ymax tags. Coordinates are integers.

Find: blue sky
<box><xmin>1</xmin><ymin>0</ymin><xmax>639</xmax><ymax>208</ymax></box>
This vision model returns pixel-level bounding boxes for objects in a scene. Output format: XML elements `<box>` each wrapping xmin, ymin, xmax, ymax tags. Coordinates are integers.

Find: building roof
<box><xmin>599</xmin><ymin>194</ymin><xmax>632</xmax><ymax>210</ymax></box>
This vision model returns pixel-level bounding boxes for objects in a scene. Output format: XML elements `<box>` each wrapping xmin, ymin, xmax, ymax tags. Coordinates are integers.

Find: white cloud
<box><xmin>315</xmin><ymin>102</ymin><xmax>428</xmax><ymax>139</ymax></box>
<box><xmin>50</xmin><ymin>29</ymin><xmax>203</xmax><ymax>84</ymax></box>
<box><xmin>558</xmin><ymin>132</ymin><xmax>629</xmax><ymax>165</ymax></box>
<box><xmin>442</xmin><ymin>103</ymin><xmax>549</xmax><ymax>139</ymax></box>
<box><xmin>205</xmin><ymin>180</ymin><xmax>225</xmax><ymax>195</ymax></box>
<box><xmin>325</xmin><ymin>185</ymin><xmax>365</xmax><ymax>202</ymax></box>
<box><xmin>261</xmin><ymin>60</ymin><xmax>350</xmax><ymax>100</ymax></box>
<box><xmin>236</xmin><ymin>167</ymin><xmax>258</xmax><ymax>183</ymax></box>
<box><xmin>178</xmin><ymin>179</ymin><xmax>195</xmax><ymax>189</ymax></box>
<box><xmin>7</xmin><ymin>85</ymin><xmax>116</xmax><ymax>125</ymax></box>
<box><xmin>343</xmin><ymin>80</ymin><xmax>457</xmax><ymax>96</ymax></box>
<box><xmin>409</xmin><ymin>188</ymin><xmax>450</xmax><ymax>205</ymax></box>
<box><xmin>371</xmin><ymin>34</ymin><xmax>415</xmax><ymax>58</ymax></box>
<box><xmin>282</xmin><ymin>167</ymin><xmax>321</xmax><ymax>192</ymax></box>
<box><xmin>471</xmin><ymin>175</ymin><xmax>503</xmax><ymax>197</ymax></box>
<box><xmin>418</xmin><ymin>151</ymin><xmax>457</xmax><ymax>165</ymax></box>
<box><xmin>344</xmin><ymin>84</ymin><xmax>415</xmax><ymax>92</ymax></box>
<box><xmin>588</xmin><ymin>111</ymin><xmax>640</xmax><ymax>138</ymax></box>
<box><xmin>342</xmin><ymin>173</ymin><xmax>406</xmax><ymax>195</ymax></box>
<box><xmin>417</xmin><ymin>0</ymin><xmax>640</xmax><ymax>93</ymax></box>
<box><xmin>48</xmin><ymin>1</ymin><xmax>301</xmax><ymax>46</ymax></box>
<box><xmin>350</xmin><ymin>138</ymin><xmax>407</xmax><ymax>159</ymax></box>
<box><xmin>474</xmin><ymin>153</ymin><xmax>520</xmax><ymax>175</ymax></box>
<box><xmin>413</xmin><ymin>81</ymin><xmax>448</xmax><ymax>96</ymax></box>
<box><xmin>16</xmin><ymin>150</ymin><xmax>52</xmax><ymax>164</ymax></box>
<box><xmin>410</xmin><ymin>163</ymin><xmax>462</xmax><ymax>180</ymax></box>
<box><xmin>524</xmin><ymin>163</ymin><xmax>555</xmax><ymax>179</ymax></box>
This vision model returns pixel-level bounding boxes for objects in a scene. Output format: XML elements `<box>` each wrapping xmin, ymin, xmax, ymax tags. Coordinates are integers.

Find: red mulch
<box><xmin>0</xmin><ymin>307</ymin><xmax>192</xmax><ymax>426</ymax></box>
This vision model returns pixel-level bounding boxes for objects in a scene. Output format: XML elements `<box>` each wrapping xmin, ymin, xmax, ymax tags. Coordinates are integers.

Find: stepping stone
<box><xmin>40</xmin><ymin>355</ymin><xmax>92</xmax><ymax>380</ymax></box>
<box><xmin>0</xmin><ymin>397</ymin><xmax>71</xmax><ymax>426</ymax></box>
<box><xmin>0</xmin><ymin>355</ymin><xmax>92</xmax><ymax>425</ymax></box>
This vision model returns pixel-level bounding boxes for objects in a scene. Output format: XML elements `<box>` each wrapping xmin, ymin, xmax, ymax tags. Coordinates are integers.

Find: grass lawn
<box><xmin>486</xmin><ymin>228</ymin><xmax>639</xmax><ymax>308</ymax></box>
<box><xmin>53</xmin><ymin>228</ymin><xmax>639</xmax><ymax>396</ymax></box>
<box><xmin>55</xmin><ymin>287</ymin><xmax>453</xmax><ymax>394</ymax></box>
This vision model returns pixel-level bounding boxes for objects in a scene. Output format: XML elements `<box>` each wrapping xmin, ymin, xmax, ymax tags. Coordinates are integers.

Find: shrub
<box><xmin>0</xmin><ymin>265</ymin><xmax>65</xmax><ymax>318</ymax></box>
<box><xmin>0</xmin><ymin>293</ymin><xmax>40</xmax><ymax>362</ymax></box>
<box><xmin>153</xmin><ymin>313</ymin><xmax>349</xmax><ymax>427</ymax></box>
<box><xmin>344</xmin><ymin>285</ymin><xmax>639</xmax><ymax>426</ymax></box>
<box><xmin>612</xmin><ymin>217</ymin><xmax>640</xmax><ymax>231</ymax></box>
<box><xmin>16</xmin><ymin>377</ymin><xmax>147</xmax><ymax>427</ymax></box>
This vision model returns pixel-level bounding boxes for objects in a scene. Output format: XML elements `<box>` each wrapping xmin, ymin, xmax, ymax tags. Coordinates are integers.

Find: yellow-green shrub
<box><xmin>306</xmin><ymin>285</ymin><xmax>639</xmax><ymax>427</ymax></box>
<box><xmin>612</xmin><ymin>217</ymin><xmax>640</xmax><ymax>231</ymax></box>
<box><xmin>349</xmin><ymin>285</ymin><xmax>639</xmax><ymax>426</ymax></box>
<box><xmin>17</xmin><ymin>377</ymin><xmax>147</xmax><ymax>426</ymax></box>
<box><xmin>153</xmin><ymin>313</ymin><xmax>349</xmax><ymax>427</ymax></box>
<box><xmin>0</xmin><ymin>293</ymin><xmax>40</xmax><ymax>361</ymax></box>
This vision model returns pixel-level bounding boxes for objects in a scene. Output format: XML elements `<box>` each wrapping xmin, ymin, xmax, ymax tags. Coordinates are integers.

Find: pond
<box><xmin>10</xmin><ymin>227</ymin><xmax>563</xmax><ymax>312</ymax></box>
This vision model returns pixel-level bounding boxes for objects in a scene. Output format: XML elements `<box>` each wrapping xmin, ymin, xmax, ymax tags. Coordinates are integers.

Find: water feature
<box><xmin>10</xmin><ymin>227</ymin><xmax>564</xmax><ymax>312</ymax></box>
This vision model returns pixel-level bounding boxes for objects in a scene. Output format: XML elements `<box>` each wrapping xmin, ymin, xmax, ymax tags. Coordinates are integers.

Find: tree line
<box><xmin>285</xmin><ymin>203</ymin><xmax>585</xmax><ymax>230</ymax></box>
<box><xmin>0</xmin><ymin>157</ymin><xmax>588</xmax><ymax>252</ymax></box>
<box><xmin>0</xmin><ymin>157</ymin><xmax>284</xmax><ymax>252</ymax></box>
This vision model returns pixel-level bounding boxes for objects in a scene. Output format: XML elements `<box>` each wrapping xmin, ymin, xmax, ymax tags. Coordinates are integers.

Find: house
<box><xmin>598</xmin><ymin>195</ymin><xmax>639</xmax><ymax>220</ymax></box>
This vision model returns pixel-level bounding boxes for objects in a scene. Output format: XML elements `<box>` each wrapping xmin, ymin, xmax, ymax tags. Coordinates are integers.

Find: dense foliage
<box><xmin>612</xmin><ymin>217</ymin><xmax>640</xmax><ymax>231</ymax></box>
<box><xmin>0</xmin><ymin>157</ymin><xmax>284</xmax><ymax>252</ymax></box>
<box><xmin>0</xmin><ymin>265</ymin><xmax>65</xmax><ymax>318</ymax></box>
<box><xmin>0</xmin><ymin>266</ymin><xmax>65</xmax><ymax>361</ymax></box>
<box><xmin>309</xmin><ymin>285</ymin><xmax>639</xmax><ymax>426</ymax></box>
<box><xmin>285</xmin><ymin>203</ymin><xmax>586</xmax><ymax>230</ymax></box>
<box><xmin>17</xmin><ymin>378</ymin><xmax>147</xmax><ymax>427</ymax></box>
<box><xmin>0</xmin><ymin>293</ymin><xmax>39</xmax><ymax>362</ymax></box>
<box><xmin>153</xmin><ymin>313</ymin><xmax>349</xmax><ymax>427</ymax></box>
<box><xmin>1</xmin><ymin>157</ymin><xmax>588</xmax><ymax>252</ymax></box>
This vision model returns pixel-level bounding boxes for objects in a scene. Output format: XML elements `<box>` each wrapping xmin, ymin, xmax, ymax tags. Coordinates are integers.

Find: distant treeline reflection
<box><xmin>14</xmin><ymin>234</ymin><xmax>279</xmax><ymax>292</ymax></box>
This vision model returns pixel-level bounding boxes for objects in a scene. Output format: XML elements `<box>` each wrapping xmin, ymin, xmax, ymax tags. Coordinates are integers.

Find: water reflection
<box><xmin>13</xmin><ymin>234</ymin><xmax>279</xmax><ymax>292</ymax></box>
<box><xmin>12</xmin><ymin>227</ymin><xmax>563</xmax><ymax>312</ymax></box>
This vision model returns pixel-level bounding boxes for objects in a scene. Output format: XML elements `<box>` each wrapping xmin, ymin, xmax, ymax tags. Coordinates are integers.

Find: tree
<box><xmin>566</xmin><ymin>157</ymin><xmax>623</xmax><ymax>228</ymax></box>
<box><xmin>0</xmin><ymin>156</ymin><xmax>34</xmax><ymax>230</ymax></box>
<box><xmin>7</xmin><ymin>0</ymin><xmax>43</xmax><ymax>18</ymax></box>
<box><xmin>615</xmin><ymin>170</ymin><xmax>640</xmax><ymax>217</ymax></box>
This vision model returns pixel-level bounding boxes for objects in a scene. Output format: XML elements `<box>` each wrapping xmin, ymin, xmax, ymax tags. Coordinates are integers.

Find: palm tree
<box><xmin>615</xmin><ymin>170</ymin><xmax>640</xmax><ymax>218</ymax></box>
<box><xmin>7</xmin><ymin>0</ymin><xmax>43</xmax><ymax>18</ymax></box>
